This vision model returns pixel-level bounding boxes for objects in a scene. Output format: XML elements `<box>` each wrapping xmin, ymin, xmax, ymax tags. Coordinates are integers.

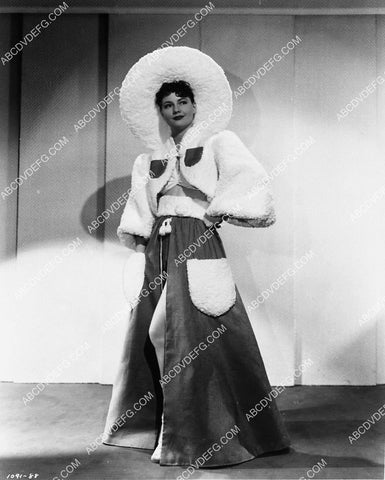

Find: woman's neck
<box><xmin>171</xmin><ymin>123</ymin><xmax>192</xmax><ymax>147</ymax></box>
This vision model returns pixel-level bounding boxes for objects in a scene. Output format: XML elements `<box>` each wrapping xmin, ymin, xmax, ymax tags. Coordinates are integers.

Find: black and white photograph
<box><xmin>0</xmin><ymin>1</ymin><xmax>384</xmax><ymax>479</ymax></box>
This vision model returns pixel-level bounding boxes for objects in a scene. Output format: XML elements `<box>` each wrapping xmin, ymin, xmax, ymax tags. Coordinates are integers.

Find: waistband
<box><xmin>157</xmin><ymin>195</ymin><xmax>212</xmax><ymax>225</ymax></box>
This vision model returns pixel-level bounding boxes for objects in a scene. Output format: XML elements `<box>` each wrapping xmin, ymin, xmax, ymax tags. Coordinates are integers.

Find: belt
<box><xmin>157</xmin><ymin>195</ymin><xmax>209</xmax><ymax>221</ymax></box>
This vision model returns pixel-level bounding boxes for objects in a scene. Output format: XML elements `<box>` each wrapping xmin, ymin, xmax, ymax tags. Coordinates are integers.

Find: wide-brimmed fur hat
<box><xmin>119</xmin><ymin>46</ymin><xmax>233</xmax><ymax>151</ymax></box>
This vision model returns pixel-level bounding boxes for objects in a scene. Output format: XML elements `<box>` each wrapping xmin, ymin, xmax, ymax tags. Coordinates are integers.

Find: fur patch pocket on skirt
<box><xmin>186</xmin><ymin>258</ymin><xmax>236</xmax><ymax>317</ymax></box>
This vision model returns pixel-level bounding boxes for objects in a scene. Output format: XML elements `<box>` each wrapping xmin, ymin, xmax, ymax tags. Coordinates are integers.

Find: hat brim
<box><xmin>119</xmin><ymin>46</ymin><xmax>233</xmax><ymax>150</ymax></box>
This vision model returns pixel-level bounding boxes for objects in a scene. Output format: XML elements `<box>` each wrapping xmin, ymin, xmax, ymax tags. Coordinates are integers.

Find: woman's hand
<box><xmin>134</xmin><ymin>235</ymin><xmax>148</xmax><ymax>253</ymax></box>
<box><xmin>118</xmin><ymin>230</ymin><xmax>133</xmax><ymax>248</ymax></box>
<box><xmin>203</xmin><ymin>213</ymin><xmax>225</xmax><ymax>227</ymax></box>
<box><xmin>135</xmin><ymin>243</ymin><xmax>146</xmax><ymax>253</ymax></box>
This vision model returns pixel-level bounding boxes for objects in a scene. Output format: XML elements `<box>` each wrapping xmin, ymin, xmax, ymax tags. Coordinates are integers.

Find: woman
<box><xmin>103</xmin><ymin>46</ymin><xmax>290</xmax><ymax>467</ymax></box>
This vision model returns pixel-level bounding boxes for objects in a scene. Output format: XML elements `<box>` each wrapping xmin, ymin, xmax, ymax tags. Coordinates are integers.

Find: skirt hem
<box><xmin>102</xmin><ymin>440</ymin><xmax>292</xmax><ymax>467</ymax></box>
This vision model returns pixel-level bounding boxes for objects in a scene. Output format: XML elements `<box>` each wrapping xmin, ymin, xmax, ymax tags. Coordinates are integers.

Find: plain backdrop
<box><xmin>0</xmin><ymin>6</ymin><xmax>384</xmax><ymax>386</ymax></box>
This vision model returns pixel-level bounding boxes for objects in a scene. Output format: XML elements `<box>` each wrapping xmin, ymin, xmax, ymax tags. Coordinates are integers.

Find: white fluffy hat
<box><xmin>119</xmin><ymin>46</ymin><xmax>233</xmax><ymax>151</ymax></box>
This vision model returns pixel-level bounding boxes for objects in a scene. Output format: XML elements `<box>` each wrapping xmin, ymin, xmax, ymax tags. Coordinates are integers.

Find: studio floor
<box><xmin>0</xmin><ymin>384</ymin><xmax>383</xmax><ymax>480</ymax></box>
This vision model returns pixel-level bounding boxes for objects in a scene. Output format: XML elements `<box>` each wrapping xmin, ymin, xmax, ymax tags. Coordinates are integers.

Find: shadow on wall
<box><xmin>80</xmin><ymin>175</ymin><xmax>133</xmax><ymax>244</ymax></box>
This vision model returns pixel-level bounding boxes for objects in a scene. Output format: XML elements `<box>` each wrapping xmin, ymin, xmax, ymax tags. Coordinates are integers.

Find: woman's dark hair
<box><xmin>155</xmin><ymin>80</ymin><xmax>195</xmax><ymax>108</ymax></box>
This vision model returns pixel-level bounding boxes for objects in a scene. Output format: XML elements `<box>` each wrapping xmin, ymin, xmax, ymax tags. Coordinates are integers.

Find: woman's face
<box><xmin>159</xmin><ymin>93</ymin><xmax>196</xmax><ymax>133</ymax></box>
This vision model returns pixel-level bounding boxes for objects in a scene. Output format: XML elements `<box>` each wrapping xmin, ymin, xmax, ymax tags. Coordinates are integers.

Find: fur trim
<box><xmin>206</xmin><ymin>130</ymin><xmax>276</xmax><ymax>228</ymax></box>
<box><xmin>118</xmin><ymin>153</ymin><xmax>156</xmax><ymax>241</ymax></box>
<box><xmin>186</xmin><ymin>258</ymin><xmax>236</xmax><ymax>317</ymax></box>
<box><xmin>119</xmin><ymin>47</ymin><xmax>232</xmax><ymax>150</ymax></box>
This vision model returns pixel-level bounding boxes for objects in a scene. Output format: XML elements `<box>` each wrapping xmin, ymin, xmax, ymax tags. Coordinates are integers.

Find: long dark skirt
<box><xmin>103</xmin><ymin>215</ymin><xmax>291</xmax><ymax>467</ymax></box>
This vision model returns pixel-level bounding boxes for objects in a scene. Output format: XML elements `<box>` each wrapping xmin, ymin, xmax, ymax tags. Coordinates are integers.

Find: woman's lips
<box><xmin>173</xmin><ymin>115</ymin><xmax>184</xmax><ymax>120</ymax></box>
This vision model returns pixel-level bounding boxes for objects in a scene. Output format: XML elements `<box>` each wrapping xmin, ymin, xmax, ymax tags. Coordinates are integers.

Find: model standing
<box><xmin>103</xmin><ymin>46</ymin><xmax>290</xmax><ymax>467</ymax></box>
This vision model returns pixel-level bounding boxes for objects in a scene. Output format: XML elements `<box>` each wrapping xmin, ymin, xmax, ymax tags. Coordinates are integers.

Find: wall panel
<box><xmin>0</xmin><ymin>11</ymin><xmax>383</xmax><ymax>385</ymax></box>
<box><xmin>294</xmin><ymin>15</ymin><xmax>384</xmax><ymax>384</ymax></box>
<box><xmin>18</xmin><ymin>14</ymin><xmax>106</xmax><ymax>247</ymax></box>
<box><xmin>375</xmin><ymin>15</ymin><xmax>385</xmax><ymax>385</ymax></box>
<box><xmin>0</xmin><ymin>15</ymin><xmax>21</xmax><ymax>382</ymax></box>
<box><xmin>202</xmin><ymin>15</ymin><xmax>296</xmax><ymax>386</ymax></box>
<box><xmin>10</xmin><ymin>14</ymin><xmax>106</xmax><ymax>382</ymax></box>
<box><xmin>0</xmin><ymin>14</ymin><xmax>21</xmax><ymax>260</ymax></box>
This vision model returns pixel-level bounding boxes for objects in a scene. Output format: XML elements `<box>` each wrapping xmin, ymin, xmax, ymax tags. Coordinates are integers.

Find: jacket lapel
<box><xmin>148</xmin><ymin>139</ymin><xmax>177</xmax><ymax>211</ymax></box>
<box><xmin>147</xmin><ymin>134</ymin><xmax>218</xmax><ymax>211</ymax></box>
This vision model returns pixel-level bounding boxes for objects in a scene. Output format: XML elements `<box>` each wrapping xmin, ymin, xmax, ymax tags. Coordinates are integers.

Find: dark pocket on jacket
<box><xmin>150</xmin><ymin>159</ymin><xmax>167</xmax><ymax>178</ymax></box>
<box><xmin>184</xmin><ymin>147</ymin><xmax>203</xmax><ymax>167</ymax></box>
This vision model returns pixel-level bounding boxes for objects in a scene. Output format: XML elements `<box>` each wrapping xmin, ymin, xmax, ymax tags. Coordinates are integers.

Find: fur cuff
<box><xmin>206</xmin><ymin>130</ymin><xmax>276</xmax><ymax>228</ymax></box>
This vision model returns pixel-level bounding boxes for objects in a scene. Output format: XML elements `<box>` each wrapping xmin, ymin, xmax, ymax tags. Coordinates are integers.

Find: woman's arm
<box><xmin>206</xmin><ymin>130</ymin><xmax>275</xmax><ymax>228</ymax></box>
<box><xmin>117</xmin><ymin>153</ymin><xmax>155</xmax><ymax>252</ymax></box>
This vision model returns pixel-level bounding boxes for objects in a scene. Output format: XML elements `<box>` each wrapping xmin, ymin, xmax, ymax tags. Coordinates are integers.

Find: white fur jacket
<box><xmin>117</xmin><ymin>129</ymin><xmax>275</xmax><ymax>249</ymax></box>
